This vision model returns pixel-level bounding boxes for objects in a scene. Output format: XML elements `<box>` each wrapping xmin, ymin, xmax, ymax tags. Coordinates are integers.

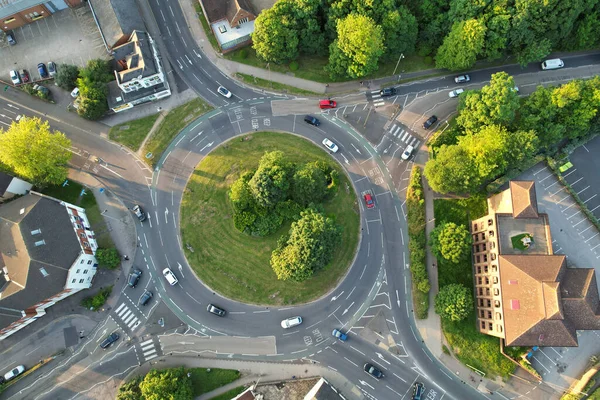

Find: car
<box><xmin>304</xmin><ymin>115</ymin><xmax>320</xmax><ymax>126</ymax></box>
<box><xmin>363</xmin><ymin>192</ymin><xmax>374</xmax><ymax>209</ymax></box>
<box><xmin>37</xmin><ymin>63</ymin><xmax>48</xmax><ymax>79</ymax></box>
<box><xmin>332</xmin><ymin>329</ymin><xmax>348</xmax><ymax>341</ymax></box>
<box><xmin>319</xmin><ymin>99</ymin><xmax>337</xmax><ymax>109</ymax></box>
<box><xmin>207</xmin><ymin>303</ymin><xmax>226</xmax><ymax>317</ymax></box>
<box><xmin>412</xmin><ymin>382</ymin><xmax>425</xmax><ymax>400</ymax></box>
<box><xmin>139</xmin><ymin>290</ymin><xmax>153</xmax><ymax>306</ymax></box>
<box><xmin>448</xmin><ymin>88</ymin><xmax>464</xmax><ymax>98</ymax></box>
<box><xmin>6</xmin><ymin>31</ymin><xmax>16</xmax><ymax>46</ymax></box>
<box><xmin>423</xmin><ymin>115</ymin><xmax>438</xmax><ymax>129</ymax></box>
<box><xmin>33</xmin><ymin>84</ymin><xmax>49</xmax><ymax>96</ymax></box>
<box><xmin>217</xmin><ymin>85</ymin><xmax>232</xmax><ymax>98</ymax></box>
<box><xmin>100</xmin><ymin>332</ymin><xmax>119</xmax><ymax>349</ymax></box>
<box><xmin>380</xmin><ymin>87</ymin><xmax>397</xmax><ymax>97</ymax></box>
<box><xmin>3</xmin><ymin>365</ymin><xmax>25</xmax><ymax>381</ymax></box>
<box><xmin>322</xmin><ymin>138</ymin><xmax>339</xmax><ymax>153</ymax></box>
<box><xmin>401</xmin><ymin>145</ymin><xmax>414</xmax><ymax>160</ymax></box>
<box><xmin>132</xmin><ymin>204</ymin><xmax>146</xmax><ymax>221</ymax></box>
<box><xmin>163</xmin><ymin>268</ymin><xmax>178</xmax><ymax>285</ymax></box>
<box><xmin>19</xmin><ymin>69</ymin><xmax>29</xmax><ymax>83</ymax></box>
<box><xmin>363</xmin><ymin>363</ymin><xmax>383</xmax><ymax>379</ymax></box>
<box><xmin>47</xmin><ymin>62</ymin><xmax>56</xmax><ymax>77</ymax></box>
<box><xmin>9</xmin><ymin>70</ymin><xmax>21</xmax><ymax>85</ymax></box>
<box><xmin>454</xmin><ymin>74</ymin><xmax>470</xmax><ymax>83</ymax></box>
<box><xmin>541</xmin><ymin>58</ymin><xmax>564</xmax><ymax>70</ymax></box>
<box><xmin>127</xmin><ymin>268</ymin><xmax>142</xmax><ymax>288</ymax></box>
<box><xmin>511</xmin><ymin>86</ymin><xmax>520</xmax><ymax>93</ymax></box>
<box><xmin>71</xmin><ymin>87</ymin><xmax>80</xmax><ymax>98</ymax></box>
<box><xmin>281</xmin><ymin>316</ymin><xmax>303</xmax><ymax>329</ymax></box>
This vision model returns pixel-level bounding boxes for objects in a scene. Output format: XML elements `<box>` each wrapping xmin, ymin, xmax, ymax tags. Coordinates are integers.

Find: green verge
<box><xmin>109</xmin><ymin>114</ymin><xmax>159</xmax><ymax>151</ymax></box>
<box><xmin>194</xmin><ymin>2</ymin><xmax>220</xmax><ymax>53</ymax></box>
<box><xmin>143</xmin><ymin>99</ymin><xmax>213</xmax><ymax>168</ymax></box>
<box><xmin>180</xmin><ymin>132</ymin><xmax>360</xmax><ymax>305</ymax></box>
<box><xmin>208</xmin><ymin>385</ymin><xmax>246</xmax><ymax>400</ymax></box>
<box><xmin>190</xmin><ymin>368</ymin><xmax>240</xmax><ymax>396</ymax></box>
<box><xmin>434</xmin><ymin>197</ymin><xmax>516</xmax><ymax>379</ymax></box>
<box><xmin>235</xmin><ymin>72</ymin><xmax>322</xmax><ymax>96</ymax></box>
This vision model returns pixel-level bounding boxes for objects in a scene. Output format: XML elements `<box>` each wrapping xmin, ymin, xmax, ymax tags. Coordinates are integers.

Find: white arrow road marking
<box><xmin>330</xmin><ymin>291</ymin><xmax>344</xmax><ymax>302</ymax></box>
<box><xmin>341</xmin><ymin>154</ymin><xmax>349</xmax><ymax>164</ymax></box>
<box><xmin>164</xmin><ymin>208</ymin><xmax>169</xmax><ymax>224</ymax></box>
<box><xmin>351</xmin><ymin>143</ymin><xmax>362</xmax><ymax>154</ymax></box>
<box><xmin>178</xmin><ymin>263</ymin><xmax>184</xmax><ymax>278</ymax></box>
<box><xmin>200</xmin><ymin>141</ymin><xmax>214</xmax><ymax>152</ymax></box>
<box><xmin>359</xmin><ymin>380</ymin><xmax>374</xmax><ymax>390</ymax></box>
<box><xmin>342</xmin><ymin>301</ymin><xmax>355</xmax><ymax>315</ymax></box>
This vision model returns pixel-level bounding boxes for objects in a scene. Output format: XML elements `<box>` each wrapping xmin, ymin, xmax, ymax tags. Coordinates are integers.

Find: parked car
<box><xmin>132</xmin><ymin>204</ymin><xmax>146</xmax><ymax>221</ymax></box>
<box><xmin>207</xmin><ymin>303</ymin><xmax>226</xmax><ymax>317</ymax></box>
<box><xmin>37</xmin><ymin>63</ymin><xmax>48</xmax><ymax>79</ymax></box>
<box><xmin>127</xmin><ymin>268</ymin><xmax>142</xmax><ymax>288</ymax></box>
<box><xmin>281</xmin><ymin>316</ymin><xmax>303</xmax><ymax>329</ymax></box>
<box><xmin>304</xmin><ymin>115</ymin><xmax>320</xmax><ymax>126</ymax></box>
<box><xmin>6</xmin><ymin>31</ymin><xmax>16</xmax><ymax>46</ymax></box>
<box><xmin>3</xmin><ymin>365</ymin><xmax>25</xmax><ymax>381</ymax></box>
<box><xmin>454</xmin><ymin>74</ymin><xmax>470</xmax><ymax>83</ymax></box>
<box><xmin>139</xmin><ymin>290</ymin><xmax>153</xmax><ymax>306</ymax></box>
<box><xmin>47</xmin><ymin>61</ymin><xmax>57</xmax><ymax>77</ymax></box>
<box><xmin>363</xmin><ymin>363</ymin><xmax>383</xmax><ymax>379</ymax></box>
<box><xmin>363</xmin><ymin>192</ymin><xmax>374</xmax><ymax>209</ymax></box>
<box><xmin>448</xmin><ymin>88</ymin><xmax>464</xmax><ymax>98</ymax></box>
<box><xmin>401</xmin><ymin>145</ymin><xmax>414</xmax><ymax>160</ymax></box>
<box><xmin>9</xmin><ymin>70</ymin><xmax>21</xmax><ymax>85</ymax></box>
<box><xmin>319</xmin><ymin>99</ymin><xmax>337</xmax><ymax>109</ymax></box>
<box><xmin>412</xmin><ymin>382</ymin><xmax>425</xmax><ymax>400</ymax></box>
<box><xmin>332</xmin><ymin>329</ymin><xmax>348</xmax><ymax>341</ymax></box>
<box><xmin>217</xmin><ymin>85</ymin><xmax>232</xmax><ymax>98</ymax></box>
<box><xmin>100</xmin><ymin>332</ymin><xmax>119</xmax><ymax>349</ymax></box>
<box><xmin>322</xmin><ymin>138</ymin><xmax>339</xmax><ymax>153</ymax></box>
<box><xmin>163</xmin><ymin>268</ymin><xmax>178</xmax><ymax>285</ymax></box>
<box><xmin>33</xmin><ymin>84</ymin><xmax>50</xmax><ymax>96</ymax></box>
<box><xmin>422</xmin><ymin>115</ymin><xmax>438</xmax><ymax>129</ymax></box>
<box><xmin>71</xmin><ymin>87</ymin><xmax>80</xmax><ymax>98</ymax></box>
<box><xmin>380</xmin><ymin>87</ymin><xmax>397</xmax><ymax>97</ymax></box>
<box><xmin>18</xmin><ymin>69</ymin><xmax>30</xmax><ymax>83</ymax></box>
<box><xmin>541</xmin><ymin>58</ymin><xmax>564</xmax><ymax>70</ymax></box>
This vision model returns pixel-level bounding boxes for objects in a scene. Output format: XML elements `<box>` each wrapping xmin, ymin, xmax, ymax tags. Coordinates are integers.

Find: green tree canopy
<box><xmin>435</xmin><ymin>19</ymin><xmax>486</xmax><ymax>70</ymax></box>
<box><xmin>76</xmin><ymin>59</ymin><xmax>112</xmax><ymax>120</ymax></box>
<box><xmin>55</xmin><ymin>64</ymin><xmax>80</xmax><ymax>91</ymax></box>
<box><xmin>424</xmin><ymin>144</ymin><xmax>480</xmax><ymax>194</ymax></box>
<box><xmin>252</xmin><ymin>0</ymin><xmax>300</xmax><ymax>63</ymax></box>
<box><xmin>429</xmin><ymin>222</ymin><xmax>472</xmax><ymax>264</ymax></box>
<box><xmin>435</xmin><ymin>283</ymin><xmax>473</xmax><ymax>322</ymax></box>
<box><xmin>116</xmin><ymin>377</ymin><xmax>142</xmax><ymax>400</ymax></box>
<box><xmin>0</xmin><ymin>117</ymin><xmax>71</xmax><ymax>186</ymax></box>
<box><xmin>95</xmin><ymin>248</ymin><xmax>121</xmax><ymax>269</ymax></box>
<box><xmin>139</xmin><ymin>367</ymin><xmax>193</xmax><ymax>400</ymax></box>
<box><xmin>291</xmin><ymin>161</ymin><xmax>329</xmax><ymax>206</ymax></box>
<box><xmin>248</xmin><ymin>151</ymin><xmax>292</xmax><ymax>208</ymax></box>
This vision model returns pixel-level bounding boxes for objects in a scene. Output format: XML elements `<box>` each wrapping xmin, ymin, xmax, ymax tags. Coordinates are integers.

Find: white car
<box><xmin>322</xmin><ymin>138</ymin><xmax>339</xmax><ymax>153</ymax></box>
<box><xmin>401</xmin><ymin>145</ymin><xmax>414</xmax><ymax>160</ymax></box>
<box><xmin>71</xmin><ymin>87</ymin><xmax>80</xmax><ymax>98</ymax></box>
<box><xmin>217</xmin><ymin>85</ymin><xmax>232</xmax><ymax>98</ymax></box>
<box><xmin>163</xmin><ymin>268</ymin><xmax>178</xmax><ymax>285</ymax></box>
<box><xmin>281</xmin><ymin>316</ymin><xmax>303</xmax><ymax>329</ymax></box>
<box><xmin>9</xmin><ymin>70</ymin><xmax>21</xmax><ymax>85</ymax></box>
<box><xmin>4</xmin><ymin>365</ymin><xmax>25</xmax><ymax>381</ymax></box>
<box><xmin>448</xmin><ymin>88</ymin><xmax>464</xmax><ymax>98</ymax></box>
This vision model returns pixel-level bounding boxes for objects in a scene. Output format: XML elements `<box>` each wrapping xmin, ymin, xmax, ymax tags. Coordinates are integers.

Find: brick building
<box><xmin>198</xmin><ymin>0</ymin><xmax>257</xmax><ymax>53</ymax></box>
<box><xmin>0</xmin><ymin>0</ymin><xmax>82</xmax><ymax>32</ymax></box>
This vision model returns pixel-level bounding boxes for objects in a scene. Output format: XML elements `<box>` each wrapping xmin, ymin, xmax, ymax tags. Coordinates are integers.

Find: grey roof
<box><xmin>88</xmin><ymin>0</ymin><xmax>145</xmax><ymax>48</ymax></box>
<box><xmin>0</xmin><ymin>0</ymin><xmax>44</xmax><ymax>20</ymax></box>
<box><xmin>113</xmin><ymin>31</ymin><xmax>157</xmax><ymax>82</ymax></box>
<box><xmin>201</xmin><ymin>0</ymin><xmax>255</xmax><ymax>23</ymax></box>
<box><xmin>0</xmin><ymin>172</ymin><xmax>12</xmax><ymax>197</ymax></box>
<box><xmin>107</xmin><ymin>80</ymin><xmax>169</xmax><ymax>109</ymax></box>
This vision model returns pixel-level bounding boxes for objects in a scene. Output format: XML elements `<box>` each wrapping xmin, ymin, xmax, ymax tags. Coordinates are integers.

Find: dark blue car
<box><xmin>37</xmin><ymin>63</ymin><xmax>48</xmax><ymax>79</ymax></box>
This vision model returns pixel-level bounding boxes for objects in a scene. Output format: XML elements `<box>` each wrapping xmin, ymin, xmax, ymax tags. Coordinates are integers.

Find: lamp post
<box><xmin>392</xmin><ymin>53</ymin><xmax>405</xmax><ymax>76</ymax></box>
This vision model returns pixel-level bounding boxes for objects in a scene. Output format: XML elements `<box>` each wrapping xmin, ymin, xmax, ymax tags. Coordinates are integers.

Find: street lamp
<box><xmin>392</xmin><ymin>53</ymin><xmax>405</xmax><ymax>76</ymax></box>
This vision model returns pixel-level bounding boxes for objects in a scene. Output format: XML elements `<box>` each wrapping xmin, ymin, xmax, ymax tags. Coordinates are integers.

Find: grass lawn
<box><xmin>510</xmin><ymin>233</ymin><xmax>533</xmax><ymax>251</ymax></box>
<box><xmin>235</xmin><ymin>72</ymin><xmax>321</xmax><ymax>96</ymax></box>
<box><xmin>208</xmin><ymin>386</ymin><xmax>246</xmax><ymax>400</ymax></box>
<box><xmin>189</xmin><ymin>368</ymin><xmax>240</xmax><ymax>396</ymax></box>
<box><xmin>109</xmin><ymin>114</ymin><xmax>159</xmax><ymax>151</ymax></box>
<box><xmin>180</xmin><ymin>132</ymin><xmax>360</xmax><ymax>305</ymax></box>
<box><xmin>143</xmin><ymin>98</ymin><xmax>213</xmax><ymax>168</ymax></box>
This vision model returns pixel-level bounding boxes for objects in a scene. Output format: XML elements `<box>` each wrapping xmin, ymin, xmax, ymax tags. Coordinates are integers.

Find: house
<box><xmin>87</xmin><ymin>0</ymin><xmax>145</xmax><ymax>50</ymax></box>
<box><xmin>0</xmin><ymin>0</ymin><xmax>82</xmax><ymax>32</ymax></box>
<box><xmin>0</xmin><ymin>172</ymin><xmax>32</xmax><ymax>200</ymax></box>
<box><xmin>304</xmin><ymin>377</ymin><xmax>347</xmax><ymax>400</ymax></box>
<box><xmin>471</xmin><ymin>181</ymin><xmax>600</xmax><ymax>347</ymax></box>
<box><xmin>198</xmin><ymin>0</ymin><xmax>257</xmax><ymax>53</ymax></box>
<box><xmin>0</xmin><ymin>191</ymin><xmax>99</xmax><ymax>341</ymax></box>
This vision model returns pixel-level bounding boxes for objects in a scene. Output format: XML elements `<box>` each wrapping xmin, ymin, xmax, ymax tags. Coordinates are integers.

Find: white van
<box><xmin>541</xmin><ymin>59</ymin><xmax>564</xmax><ymax>70</ymax></box>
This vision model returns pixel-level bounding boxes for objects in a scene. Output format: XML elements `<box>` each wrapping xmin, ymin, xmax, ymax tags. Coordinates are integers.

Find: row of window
<box><xmin>475</xmin><ymin>264</ymin><xmax>498</xmax><ymax>274</ymax></box>
<box><xmin>476</xmin><ymin>276</ymin><xmax>499</xmax><ymax>285</ymax></box>
<box><xmin>71</xmin><ymin>278</ymin><xmax>87</xmax><ymax>284</ymax></box>
<box><xmin>480</xmin><ymin>321</ymin><xmax>503</xmax><ymax>332</ymax></box>
<box><xmin>472</xmin><ymin>219</ymin><xmax>494</xmax><ymax>232</ymax></box>
<box><xmin>478</xmin><ymin>298</ymin><xmax>501</xmax><ymax>308</ymax></box>
<box><xmin>79</xmin><ymin>259</ymin><xmax>94</xmax><ymax>265</ymax></box>
<box><xmin>477</xmin><ymin>287</ymin><xmax>500</xmax><ymax>297</ymax></box>
<box><xmin>479</xmin><ymin>309</ymin><xmax>503</xmax><ymax>321</ymax></box>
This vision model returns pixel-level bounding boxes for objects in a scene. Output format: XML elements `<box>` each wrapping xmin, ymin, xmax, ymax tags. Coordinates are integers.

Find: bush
<box><xmin>81</xmin><ymin>286</ymin><xmax>112</xmax><ymax>310</ymax></box>
<box><xmin>289</xmin><ymin>61</ymin><xmax>299</xmax><ymax>71</ymax></box>
<box><xmin>95</xmin><ymin>247</ymin><xmax>121</xmax><ymax>269</ymax></box>
<box><xmin>435</xmin><ymin>283</ymin><xmax>473</xmax><ymax>322</ymax></box>
<box><xmin>55</xmin><ymin>64</ymin><xmax>80</xmax><ymax>91</ymax></box>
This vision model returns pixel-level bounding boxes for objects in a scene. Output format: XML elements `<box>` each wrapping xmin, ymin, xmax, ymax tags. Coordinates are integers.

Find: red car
<box><xmin>18</xmin><ymin>69</ymin><xmax>30</xmax><ymax>83</ymax></box>
<box><xmin>319</xmin><ymin>99</ymin><xmax>337</xmax><ymax>109</ymax></box>
<box><xmin>364</xmin><ymin>192</ymin><xmax>375</xmax><ymax>209</ymax></box>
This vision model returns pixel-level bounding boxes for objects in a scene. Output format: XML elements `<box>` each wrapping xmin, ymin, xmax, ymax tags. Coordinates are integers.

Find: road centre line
<box><xmin>306</xmin><ymin>320</ymin><xmax>323</xmax><ymax>330</ymax></box>
<box><xmin>282</xmin><ymin>330</ymin><xmax>300</xmax><ymax>336</ymax></box>
<box><xmin>393</xmin><ymin>372</ymin><xmax>407</xmax><ymax>382</ymax></box>
<box><xmin>291</xmin><ymin>349</ymin><xmax>307</xmax><ymax>354</ymax></box>
<box><xmin>349</xmin><ymin>345</ymin><xmax>366</xmax><ymax>356</ymax></box>
<box><xmin>344</xmin><ymin>357</ymin><xmax>359</xmax><ymax>367</ymax></box>
<box><xmin>253</xmin><ymin>310</ymin><xmax>270</xmax><ymax>314</ymax></box>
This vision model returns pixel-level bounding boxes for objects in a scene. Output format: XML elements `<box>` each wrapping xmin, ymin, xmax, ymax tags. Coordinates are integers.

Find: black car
<box><xmin>207</xmin><ymin>303</ymin><xmax>226</xmax><ymax>317</ymax></box>
<box><xmin>380</xmin><ymin>87</ymin><xmax>397</xmax><ymax>96</ymax></box>
<box><xmin>128</xmin><ymin>268</ymin><xmax>142</xmax><ymax>288</ymax></box>
<box><xmin>304</xmin><ymin>115</ymin><xmax>320</xmax><ymax>126</ymax></box>
<box><xmin>423</xmin><ymin>115</ymin><xmax>438</xmax><ymax>129</ymax></box>
<box><xmin>100</xmin><ymin>332</ymin><xmax>119</xmax><ymax>349</ymax></box>
<box><xmin>363</xmin><ymin>363</ymin><xmax>383</xmax><ymax>379</ymax></box>
<box><xmin>139</xmin><ymin>290</ymin><xmax>153</xmax><ymax>306</ymax></box>
<box><xmin>37</xmin><ymin>63</ymin><xmax>48</xmax><ymax>79</ymax></box>
<box><xmin>412</xmin><ymin>382</ymin><xmax>425</xmax><ymax>400</ymax></box>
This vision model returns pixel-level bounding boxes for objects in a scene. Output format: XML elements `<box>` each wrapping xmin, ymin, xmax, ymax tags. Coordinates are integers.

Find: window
<box><xmin>4</xmin><ymin>17</ymin><xmax>15</xmax><ymax>24</ymax></box>
<box><xmin>72</xmin><ymin>279</ymin><xmax>76</xmax><ymax>283</ymax></box>
<box><xmin>480</xmin><ymin>310</ymin><xmax>485</xmax><ymax>318</ymax></box>
<box><xmin>495</xmin><ymin>312</ymin><xmax>502</xmax><ymax>320</ymax></box>
<box><xmin>485</xmin><ymin>277</ymin><xmax>490</xmax><ymax>285</ymax></box>
<box><xmin>485</xmin><ymin>288</ymin><xmax>490</xmax><ymax>296</ymax></box>
<box><xmin>484</xmin><ymin>265</ymin><xmax>489</xmax><ymax>273</ymax></box>
<box><xmin>76</xmin><ymin>269</ymin><xmax>80</xmax><ymax>273</ymax></box>
<box><xmin>83</xmin><ymin>270</ymin><xmax>88</xmax><ymax>274</ymax></box>
<box><xmin>498</xmin><ymin>325</ymin><xmax>503</xmax><ymax>333</ymax></box>
<box><xmin>477</xmin><ymin>277</ymin><xmax>482</xmax><ymax>284</ymax></box>
<box><xmin>493</xmin><ymin>276</ymin><xmax>499</xmax><ymax>284</ymax></box>
<box><xmin>488</xmin><ymin>322</ymin><xmax>493</xmax><ymax>330</ymax></box>
<box><xmin>493</xmin><ymin>288</ymin><xmax>500</xmax><ymax>296</ymax></box>
<box><xmin>508</xmin><ymin>279</ymin><xmax>518</xmax><ymax>285</ymax></box>
<box><xmin>481</xmin><ymin>233</ymin><xmax>486</xmax><ymax>240</ymax></box>
<box><xmin>491</xmin><ymin>253</ymin><xmax>496</xmax><ymax>261</ymax></box>
<box><xmin>482</xmin><ymin>243</ymin><xmax>487</xmax><ymax>251</ymax></box>
<box><xmin>492</xmin><ymin>265</ymin><xmax>498</xmax><ymax>272</ymax></box>
<box><xmin>80</xmin><ymin>260</ymin><xmax>85</xmax><ymax>264</ymax></box>
<box><xmin>239</xmin><ymin>17</ymin><xmax>249</xmax><ymax>24</ymax></box>
<box><xmin>218</xmin><ymin>25</ymin><xmax>227</xmax><ymax>33</ymax></box>
<box><xmin>481</xmin><ymin>321</ymin><xmax>486</xmax><ymax>329</ymax></box>
<box><xmin>76</xmin><ymin>224</ymin><xmax>82</xmax><ymax>229</ymax></box>
<box><xmin>476</xmin><ymin>255</ymin><xmax>481</xmax><ymax>263</ymax></box>
<box><xmin>31</xmin><ymin>229</ymin><xmax>41</xmax><ymax>235</ymax></box>
<box><xmin>34</xmin><ymin>240</ymin><xmax>46</xmax><ymax>247</ymax></box>
<box><xmin>494</xmin><ymin>300</ymin><xmax>501</xmax><ymax>308</ymax></box>
<box><xmin>39</xmin><ymin>267</ymin><xmax>49</xmax><ymax>277</ymax></box>
<box><xmin>487</xmin><ymin>311</ymin><xmax>492</xmax><ymax>319</ymax></box>
<box><xmin>79</xmin><ymin>279</ymin><xmax>84</xmax><ymax>283</ymax></box>
<box><xmin>476</xmin><ymin>266</ymin><xmax>482</xmax><ymax>274</ymax></box>
<box><xmin>87</xmin><ymin>260</ymin><xmax>93</xmax><ymax>265</ymax></box>
<box><xmin>488</xmin><ymin>219</ymin><xmax>493</xmax><ymax>226</ymax></box>
<box><xmin>473</xmin><ymin>223</ymin><xmax>478</xmax><ymax>231</ymax></box>
<box><xmin>486</xmin><ymin>299</ymin><xmax>491</xmax><ymax>307</ymax></box>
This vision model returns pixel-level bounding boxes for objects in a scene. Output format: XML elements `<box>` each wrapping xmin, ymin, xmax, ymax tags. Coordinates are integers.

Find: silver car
<box><xmin>281</xmin><ymin>316</ymin><xmax>302</xmax><ymax>329</ymax></box>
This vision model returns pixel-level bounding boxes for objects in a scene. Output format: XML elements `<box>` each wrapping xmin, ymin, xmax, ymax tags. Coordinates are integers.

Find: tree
<box><xmin>271</xmin><ymin>208</ymin><xmax>341</xmax><ymax>281</ymax></box>
<box><xmin>55</xmin><ymin>64</ymin><xmax>80</xmax><ymax>91</ymax></box>
<box><xmin>328</xmin><ymin>14</ymin><xmax>385</xmax><ymax>79</ymax></box>
<box><xmin>292</xmin><ymin>161</ymin><xmax>328</xmax><ymax>206</ymax></box>
<box><xmin>248</xmin><ymin>151</ymin><xmax>292</xmax><ymax>208</ymax></box>
<box><xmin>0</xmin><ymin>117</ymin><xmax>71</xmax><ymax>186</ymax></box>
<box><xmin>79</xmin><ymin>59</ymin><xmax>113</xmax><ymax>83</ymax></box>
<box><xmin>95</xmin><ymin>248</ymin><xmax>121</xmax><ymax>269</ymax></box>
<box><xmin>117</xmin><ymin>377</ymin><xmax>142</xmax><ymax>400</ymax></box>
<box><xmin>424</xmin><ymin>144</ymin><xmax>481</xmax><ymax>194</ymax></box>
<box><xmin>435</xmin><ymin>283</ymin><xmax>473</xmax><ymax>322</ymax></box>
<box><xmin>139</xmin><ymin>367</ymin><xmax>193</xmax><ymax>400</ymax></box>
<box><xmin>252</xmin><ymin>0</ymin><xmax>300</xmax><ymax>63</ymax></box>
<box><xmin>429</xmin><ymin>222</ymin><xmax>472</xmax><ymax>264</ymax></box>
<box><xmin>76</xmin><ymin>59</ymin><xmax>112</xmax><ymax>120</ymax></box>
<box><xmin>435</xmin><ymin>19</ymin><xmax>486</xmax><ymax>70</ymax></box>
<box><xmin>552</xmin><ymin>77</ymin><xmax>600</xmax><ymax>140</ymax></box>
<box><xmin>380</xmin><ymin>5</ymin><xmax>418</xmax><ymax>60</ymax></box>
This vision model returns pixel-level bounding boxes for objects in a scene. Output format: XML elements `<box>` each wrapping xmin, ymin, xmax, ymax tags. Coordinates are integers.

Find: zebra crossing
<box><xmin>387</xmin><ymin>123</ymin><xmax>421</xmax><ymax>148</ymax></box>
<box><xmin>138</xmin><ymin>338</ymin><xmax>160</xmax><ymax>362</ymax></box>
<box><xmin>113</xmin><ymin>302</ymin><xmax>142</xmax><ymax>332</ymax></box>
<box><xmin>370</xmin><ymin>92</ymin><xmax>386</xmax><ymax>108</ymax></box>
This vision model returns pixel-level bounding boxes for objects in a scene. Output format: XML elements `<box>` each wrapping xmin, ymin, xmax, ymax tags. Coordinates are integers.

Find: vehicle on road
<box><xmin>380</xmin><ymin>87</ymin><xmax>396</xmax><ymax>97</ymax></box>
<box><xmin>207</xmin><ymin>303</ymin><xmax>227</xmax><ymax>317</ymax></box>
<box><xmin>163</xmin><ymin>268</ymin><xmax>178</xmax><ymax>285</ymax></box>
<box><xmin>10</xmin><ymin>70</ymin><xmax>21</xmax><ymax>85</ymax></box>
<box><xmin>139</xmin><ymin>290</ymin><xmax>153</xmax><ymax>306</ymax></box>
<box><xmin>319</xmin><ymin>99</ymin><xmax>337</xmax><ymax>109</ymax></box>
<box><xmin>100</xmin><ymin>332</ymin><xmax>119</xmax><ymax>349</ymax></box>
<box><xmin>423</xmin><ymin>115</ymin><xmax>438</xmax><ymax>129</ymax></box>
<box><xmin>19</xmin><ymin>69</ymin><xmax>29</xmax><ymax>83</ymax></box>
<box><xmin>454</xmin><ymin>74</ymin><xmax>470</xmax><ymax>83</ymax></box>
<box><xmin>6</xmin><ymin>31</ymin><xmax>16</xmax><ymax>46</ymax></box>
<box><xmin>71</xmin><ymin>87</ymin><xmax>80</xmax><ymax>98</ymax></box>
<box><xmin>322</xmin><ymin>138</ymin><xmax>338</xmax><ymax>153</ymax></box>
<box><xmin>47</xmin><ymin>62</ymin><xmax>56</xmax><ymax>77</ymax></box>
<box><xmin>448</xmin><ymin>88</ymin><xmax>464</xmax><ymax>98</ymax></box>
<box><xmin>217</xmin><ymin>85</ymin><xmax>232</xmax><ymax>98</ymax></box>
<box><xmin>332</xmin><ymin>329</ymin><xmax>348</xmax><ymax>341</ymax></box>
<box><xmin>363</xmin><ymin>363</ymin><xmax>383</xmax><ymax>379</ymax></box>
<box><xmin>304</xmin><ymin>115</ymin><xmax>320</xmax><ymax>126</ymax></box>
<box><xmin>37</xmin><ymin>63</ymin><xmax>48</xmax><ymax>79</ymax></box>
<box><xmin>3</xmin><ymin>365</ymin><xmax>25</xmax><ymax>381</ymax></box>
<box><xmin>401</xmin><ymin>145</ymin><xmax>414</xmax><ymax>160</ymax></box>
<box><xmin>541</xmin><ymin>58</ymin><xmax>564</xmax><ymax>70</ymax></box>
<box><xmin>132</xmin><ymin>204</ymin><xmax>146</xmax><ymax>221</ymax></box>
<box><xmin>128</xmin><ymin>268</ymin><xmax>142</xmax><ymax>288</ymax></box>
<box><xmin>362</xmin><ymin>191</ymin><xmax>375</xmax><ymax>209</ymax></box>
<box><xmin>281</xmin><ymin>316</ymin><xmax>303</xmax><ymax>329</ymax></box>
<box><xmin>412</xmin><ymin>382</ymin><xmax>425</xmax><ymax>400</ymax></box>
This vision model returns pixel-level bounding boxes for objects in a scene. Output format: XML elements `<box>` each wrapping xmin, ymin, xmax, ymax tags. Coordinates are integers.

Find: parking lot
<box><xmin>0</xmin><ymin>5</ymin><xmax>108</xmax><ymax>85</ymax></box>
